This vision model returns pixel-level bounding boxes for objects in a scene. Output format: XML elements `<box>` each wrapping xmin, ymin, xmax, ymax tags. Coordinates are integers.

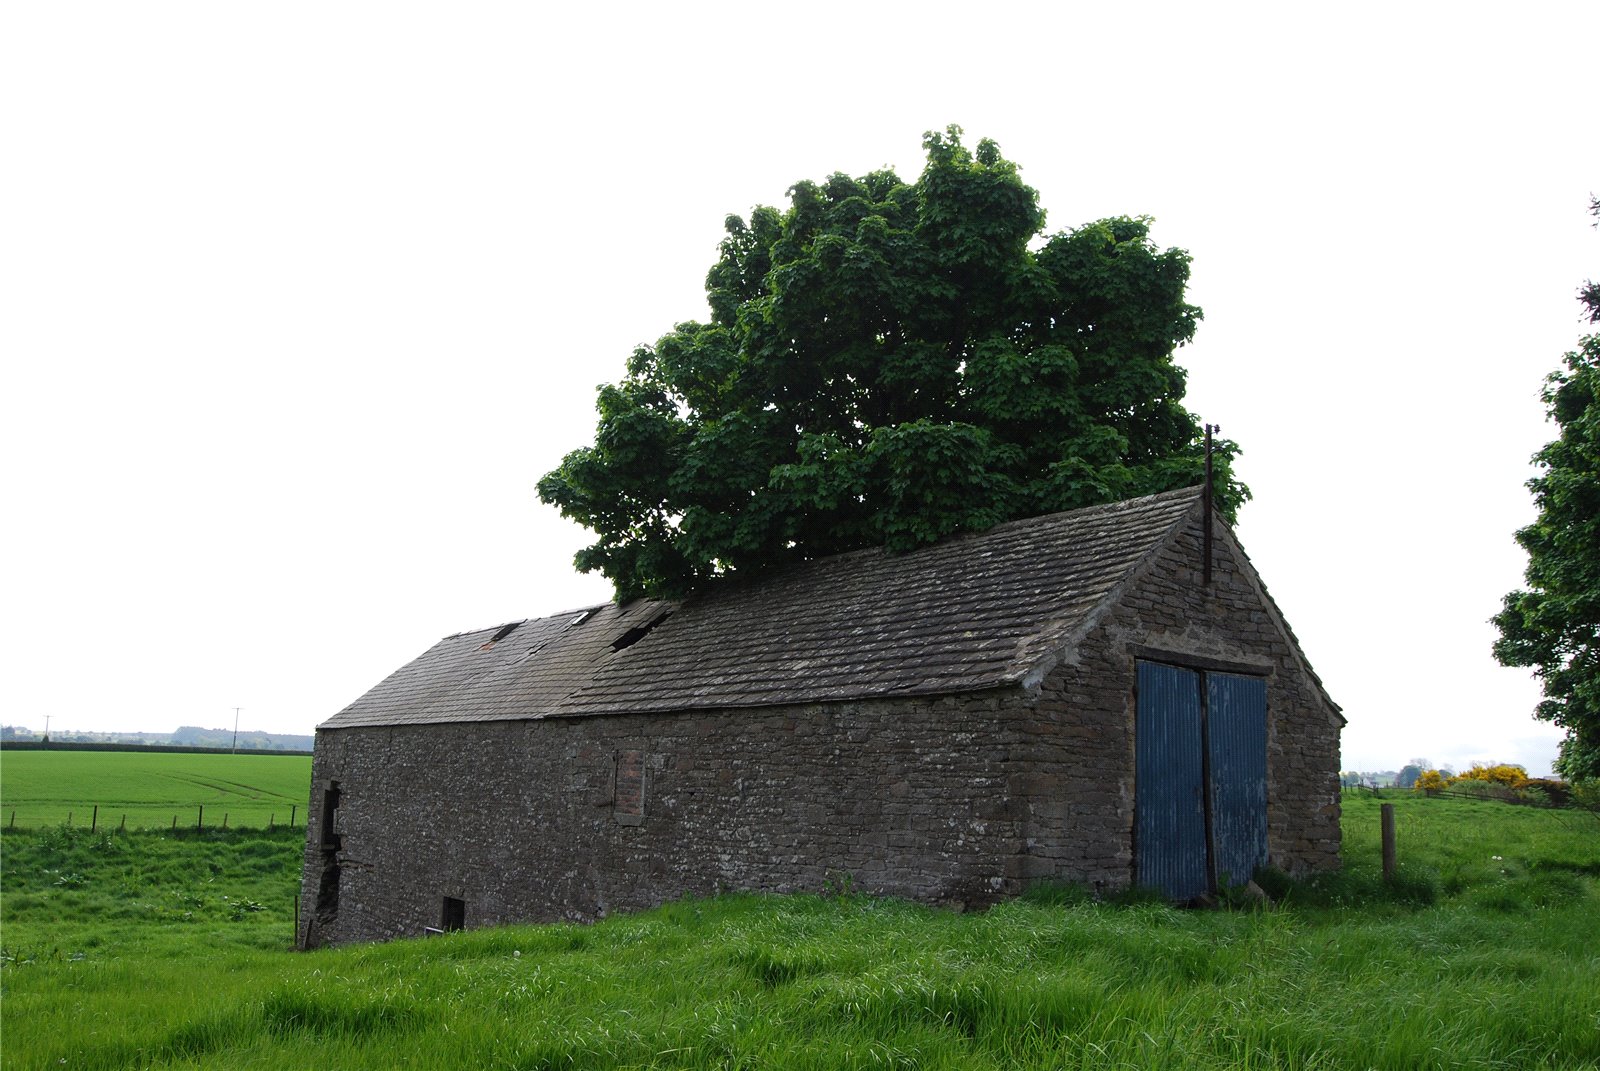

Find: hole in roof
<box><xmin>480</xmin><ymin>621</ymin><xmax>522</xmax><ymax>650</ymax></box>
<box><xmin>610</xmin><ymin>611</ymin><xmax>672</xmax><ymax>653</ymax></box>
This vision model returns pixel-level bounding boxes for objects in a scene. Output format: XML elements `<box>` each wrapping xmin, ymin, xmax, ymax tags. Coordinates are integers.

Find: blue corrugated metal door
<box><xmin>1207</xmin><ymin>673</ymin><xmax>1268</xmax><ymax>888</ymax></box>
<box><xmin>1134</xmin><ymin>661</ymin><xmax>1208</xmax><ymax>900</ymax></box>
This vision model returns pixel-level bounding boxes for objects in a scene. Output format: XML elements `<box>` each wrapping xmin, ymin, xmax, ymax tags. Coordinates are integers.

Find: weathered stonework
<box><xmin>298</xmin><ymin>506</ymin><xmax>1341</xmax><ymax>948</ymax></box>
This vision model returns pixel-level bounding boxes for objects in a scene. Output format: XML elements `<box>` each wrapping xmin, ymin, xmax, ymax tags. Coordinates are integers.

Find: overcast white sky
<box><xmin>2</xmin><ymin>2</ymin><xmax>1594</xmax><ymax>775</ymax></box>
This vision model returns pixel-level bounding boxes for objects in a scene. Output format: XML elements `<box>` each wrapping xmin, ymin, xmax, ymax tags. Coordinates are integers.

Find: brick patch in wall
<box><xmin>615</xmin><ymin>749</ymin><xmax>644</xmax><ymax>825</ymax></box>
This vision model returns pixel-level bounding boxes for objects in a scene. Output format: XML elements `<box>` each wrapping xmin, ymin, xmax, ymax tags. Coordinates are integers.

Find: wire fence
<box><xmin>5</xmin><ymin>804</ymin><xmax>303</xmax><ymax>833</ymax></box>
<box><xmin>1341</xmin><ymin>783</ymin><xmax>1600</xmax><ymax>833</ymax></box>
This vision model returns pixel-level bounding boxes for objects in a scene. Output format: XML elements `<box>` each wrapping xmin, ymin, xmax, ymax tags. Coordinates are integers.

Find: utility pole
<box><xmin>232</xmin><ymin>707</ymin><xmax>242</xmax><ymax>753</ymax></box>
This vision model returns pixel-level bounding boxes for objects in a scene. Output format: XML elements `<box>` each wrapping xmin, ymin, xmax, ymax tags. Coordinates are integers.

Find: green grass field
<box><xmin>0</xmin><ymin>750</ymin><xmax>312</xmax><ymax>830</ymax></box>
<box><xmin>1</xmin><ymin>791</ymin><xmax>1597</xmax><ymax>1069</ymax></box>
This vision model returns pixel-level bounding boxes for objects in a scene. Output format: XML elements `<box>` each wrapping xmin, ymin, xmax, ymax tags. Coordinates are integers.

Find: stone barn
<box><xmin>298</xmin><ymin>487</ymin><xmax>1341</xmax><ymax>948</ymax></box>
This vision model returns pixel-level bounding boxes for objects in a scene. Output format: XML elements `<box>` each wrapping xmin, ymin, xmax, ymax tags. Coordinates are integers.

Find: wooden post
<box><xmin>1381</xmin><ymin>803</ymin><xmax>1397</xmax><ymax>882</ymax></box>
<box><xmin>67</xmin><ymin>811</ymin><xmax>72</xmax><ymax>827</ymax></box>
<box><xmin>91</xmin><ymin>805</ymin><xmax>98</xmax><ymax>833</ymax></box>
<box><xmin>197</xmin><ymin>805</ymin><xmax>203</xmax><ymax>831</ymax></box>
<box><xmin>171</xmin><ymin>815</ymin><xmax>177</xmax><ymax>831</ymax></box>
<box><xmin>119</xmin><ymin>814</ymin><xmax>126</xmax><ymax>831</ymax></box>
<box><xmin>269</xmin><ymin>813</ymin><xmax>275</xmax><ymax>831</ymax></box>
<box><xmin>290</xmin><ymin>805</ymin><xmax>297</xmax><ymax>828</ymax></box>
<box><xmin>8</xmin><ymin>809</ymin><xmax>14</xmax><ymax>829</ymax></box>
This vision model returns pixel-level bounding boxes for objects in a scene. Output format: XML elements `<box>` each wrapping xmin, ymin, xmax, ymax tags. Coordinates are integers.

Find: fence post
<box><xmin>8</xmin><ymin>810</ymin><xmax>14</xmax><ymax>829</ymax></box>
<box><xmin>290</xmin><ymin>805</ymin><xmax>297</xmax><ymax>828</ymax></box>
<box><xmin>171</xmin><ymin>815</ymin><xmax>177</xmax><ymax>831</ymax></box>
<box><xmin>91</xmin><ymin>805</ymin><xmax>98</xmax><ymax>833</ymax></box>
<box><xmin>1381</xmin><ymin>803</ymin><xmax>1397</xmax><ymax>882</ymax></box>
<box><xmin>67</xmin><ymin>811</ymin><xmax>72</xmax><ymax>827</ymax></box>
<box><xmin>120</xmin><ymin>814</ymin><xmax>126</xmax><ymax>831</ymax></box>
<box><xmin>197</xmin><ymin>805</ymin><xmax>203</xmax><ymax>831</ymax></box>
<box><xmin>222</xmin><ymin>814</ymin><xmax>228</xmax><ymax>830</ymax></box>
<box><xmin>269</xmin><ymin>813</ymin><xmax>275</xmax><ymax>831</ymax></box>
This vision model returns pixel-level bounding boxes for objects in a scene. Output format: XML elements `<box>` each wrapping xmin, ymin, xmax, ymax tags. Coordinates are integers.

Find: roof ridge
<box><xmin>442</xmin><ymin>602</ymin><xmax>620</xmax><ymax>641</ymax></box>
<box><xmin>1017</xmin><ymin>491</ymin><xmax>1205</xmax><ymax>689</ymax></box>
<box><xmin>321</xmin><ymin>486</ymin><xmax>1219</xmax><ymax>729</ymax></box>
<box><xmin>441</xmin><ymin>489</ymin><xmax>1209</xmax><ymax>639</ymax></box>
<box><xmin>686</xmin><ymin>484</ymin><xmax>1208</xmax><ymax>598</ymax></box>
<box><xmin>444</xmin><ymin>620</ymin><xmax>527</xmax><ymax>641</ymax></box>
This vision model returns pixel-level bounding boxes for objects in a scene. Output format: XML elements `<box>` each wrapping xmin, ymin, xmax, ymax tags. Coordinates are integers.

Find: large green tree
<box><xmin>540</xmin><ymin>128</ymin><xmax>1244</xmax><ymax>602</ymax></box>
<box><xmin>1493</xmin><ymin>198</ymin><xmax>1600</xmax><ymax>779</ymax></box>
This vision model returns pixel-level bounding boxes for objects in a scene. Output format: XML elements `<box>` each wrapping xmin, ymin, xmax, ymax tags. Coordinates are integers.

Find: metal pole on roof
<box><xmin>1203</xmin><ymin>424</ymin><xmax>1217</xmax><ymax>587</ymax></box>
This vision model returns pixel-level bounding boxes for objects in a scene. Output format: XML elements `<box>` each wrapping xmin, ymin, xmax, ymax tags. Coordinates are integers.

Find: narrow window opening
<box><xmin>441</xmin><ymin>896</ymin><xmax>466</xmax><ymax>932</ymax></box>
<box><xmin>320</xmin><ymin>783</ymin><xmax>341</xmax><ymax>850</ymax></box>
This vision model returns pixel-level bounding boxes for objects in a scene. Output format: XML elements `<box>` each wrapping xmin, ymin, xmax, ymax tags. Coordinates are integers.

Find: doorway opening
<box><xmin>1133</xmin><ymin>659</ymin><xmax>1268</xmax><ymax>900</ymax></box>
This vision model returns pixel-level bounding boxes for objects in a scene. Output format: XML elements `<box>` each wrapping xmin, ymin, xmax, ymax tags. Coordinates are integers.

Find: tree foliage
<box><xmin>1396</xmin><ymin>760</ymin><xmax>1430</xmax><ymax>790</ymax></box>
<box><xmin>1493</xmin><ymin>197</ymin><xmax>1600</xmax><ymax>779</ymax></box>
<box><xmin>540</xmin><ymin>127</ymin><xmax>1245</xmax><ymax>601</ymax></box>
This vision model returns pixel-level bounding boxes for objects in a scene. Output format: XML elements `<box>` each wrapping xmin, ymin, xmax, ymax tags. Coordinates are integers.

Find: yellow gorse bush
<box><xmin>1413</xmin><ymin>764</ymin><xmax>1531</xmax><ymax>793</ymax></box>
<box><xmin>1415</xmin><ymin>769</ymin><xmax>1450</xmax><ymax>792</ymax></box>
<box><xmin>1456</xmin><ymin>763</ymin><xmax>1531</xmax><ymax>788</ymax></box>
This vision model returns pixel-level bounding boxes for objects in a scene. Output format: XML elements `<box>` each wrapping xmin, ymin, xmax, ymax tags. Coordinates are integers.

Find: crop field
<box><xmin>0</xmin><ymin>750</ymin><xmax>313</xmax><ymax>830</ymax></box>
<box><xmin>2</xmin><ymin>793</ymin><xmax>1597</xmax><ymax>1069</ymax></box>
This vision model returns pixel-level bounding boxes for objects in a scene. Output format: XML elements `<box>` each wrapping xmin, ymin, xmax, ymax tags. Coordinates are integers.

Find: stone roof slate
<box><xmin>320</xmin><ymin>486</ymin><xmax>1203</xmax><ymax>729</ymax></box>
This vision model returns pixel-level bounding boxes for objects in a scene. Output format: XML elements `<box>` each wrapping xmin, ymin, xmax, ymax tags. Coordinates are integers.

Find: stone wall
<box><xmin>1028</xmin><ymin>515</ymin><xmax>1344</xmax><ymax>879</ymax></box>
<box><xmin>298</xmin><ymin>514</ymin><xmax>1341</xmax><ymax>947</ymax></box>
<box><xmin>299</xmin><ymin>690</ymin><xmax>1041</xmax><ymax>948</ymax></box>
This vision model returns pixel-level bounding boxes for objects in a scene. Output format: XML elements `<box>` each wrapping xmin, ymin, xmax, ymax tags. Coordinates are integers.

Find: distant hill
<box><xmin>0</xmin><ymin>724</ymin><xmax>314</xmax><ymax>752</ymax></box>
<box><xmin>168</xmin><ymin>726</ymin><xmax>315</xmax><ymax>751</ymax></box>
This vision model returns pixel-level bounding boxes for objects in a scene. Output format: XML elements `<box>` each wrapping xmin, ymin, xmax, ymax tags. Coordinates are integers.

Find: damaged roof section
<box><xmin>320</xmin><ymin>487</ymin><xmax>1204</xmax><ymax>729</ymax></box>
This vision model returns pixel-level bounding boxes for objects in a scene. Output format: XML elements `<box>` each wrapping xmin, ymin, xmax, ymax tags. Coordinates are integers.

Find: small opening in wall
<box><xmin>441</xmin><ymin>896</ymin><xmax>465</xmax><ymax>932</ymax></box>
<box><xmin>316</xmin><ymin>863</ymin><xmax>341</xmax><ymax>918</ymax></box>
<box><xmin>320</xmin><ymin>784</ymin><xmax>341</xmax><ymax>850</ymax></box>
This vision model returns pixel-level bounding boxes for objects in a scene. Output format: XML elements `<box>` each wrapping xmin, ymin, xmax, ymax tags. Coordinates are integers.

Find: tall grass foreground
<box><xmin>2</xmin><ymin>795</ymin><xmax>1596</xmax><ymax>1070</ymax></box>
